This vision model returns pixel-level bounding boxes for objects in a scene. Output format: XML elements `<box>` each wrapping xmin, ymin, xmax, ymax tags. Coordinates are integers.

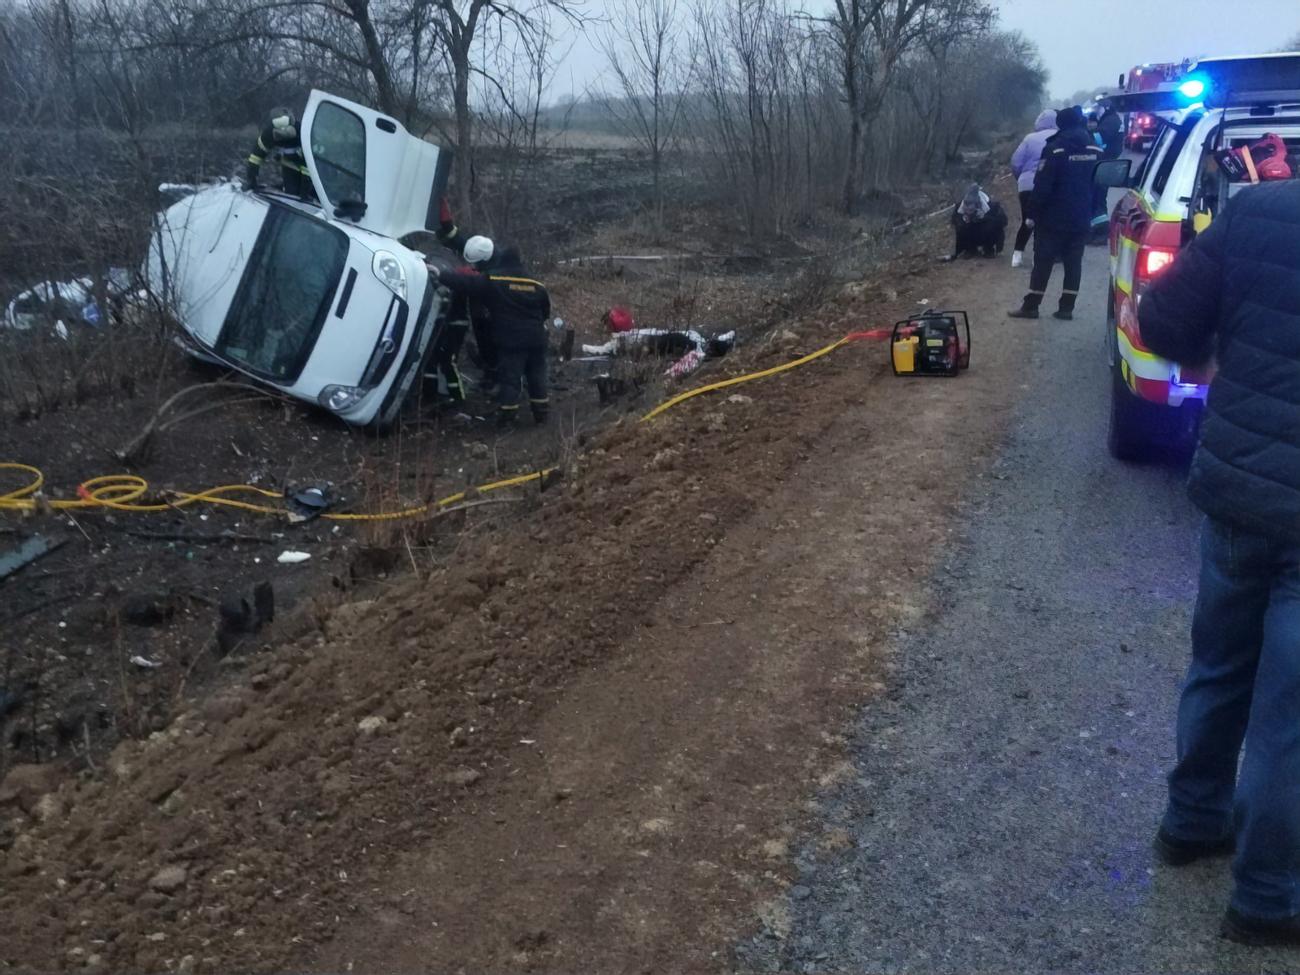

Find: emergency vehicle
<box><xmin>1119</xmin><ymin>61</ymin><xmax>1189</xmax><ymax>150</ymax></box>
<box><xmin>1097</xmin><ymin>53</ymin><xmax>1300</xmax><ymax>461</ymax></box>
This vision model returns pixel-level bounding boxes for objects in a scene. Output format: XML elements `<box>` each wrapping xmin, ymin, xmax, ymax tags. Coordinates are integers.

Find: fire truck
<box><xmin>1119</xmin><ymin>61</ymin><xmax>1190</xmax><ymax>150</ymax></box>
<box><xmin>1097</xmin><ymin>53</ymin><xmax>1300</xmax><ymax>461</ymax></box>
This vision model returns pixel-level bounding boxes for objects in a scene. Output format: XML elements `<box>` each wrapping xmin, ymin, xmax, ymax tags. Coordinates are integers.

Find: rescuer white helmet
<box><xmin>270</xmin><ymin>107</ymin><xmax>297</xmax><ymax>138</ymax></box>
<box><xmin>463</xmin><ymin>236</ymin><xmax>495</xmax><ymax>266</ymax></box>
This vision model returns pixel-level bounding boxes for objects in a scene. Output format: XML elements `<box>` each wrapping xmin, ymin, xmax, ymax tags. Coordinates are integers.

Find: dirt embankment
<box><xmin>0</xmin><ymin>214</ymin><xmax>1034</xmax><ymax>974</ymax></box>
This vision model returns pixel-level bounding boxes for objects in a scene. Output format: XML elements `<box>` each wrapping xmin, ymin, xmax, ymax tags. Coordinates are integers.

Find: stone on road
<box><xmin>766</xmin><ymin>241</ymin><xmax>1298</xmax><ymax>973</ymax></box>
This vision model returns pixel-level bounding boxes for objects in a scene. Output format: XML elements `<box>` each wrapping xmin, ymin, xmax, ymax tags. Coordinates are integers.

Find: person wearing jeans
<box><xmin>1008</xmin><ymin>109</ymin><xmax>1057</xmax><ymax>267</ymax></box>
<box><xmin>1138</xmin><ymin>177</ymin><xmax>1300</xmax><ymax>946</ymax></box>
<box><xmin>1164</xmin><ymin>520</ymin><xmax>1300</xmax><ymax>918</ymax></box>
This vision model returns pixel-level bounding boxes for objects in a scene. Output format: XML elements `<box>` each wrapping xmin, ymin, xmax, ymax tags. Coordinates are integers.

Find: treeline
<box><xmin>0</xmin><ymin>0</ymin><xmax>1046</xmax><ymax>288</ymax></box>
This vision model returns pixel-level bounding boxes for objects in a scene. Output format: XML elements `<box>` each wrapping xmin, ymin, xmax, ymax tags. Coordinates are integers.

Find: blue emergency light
<box><xmin>1177</xmin><ymin>76</ymin><xmax>1207</xmax><ymax>100</ymax></box>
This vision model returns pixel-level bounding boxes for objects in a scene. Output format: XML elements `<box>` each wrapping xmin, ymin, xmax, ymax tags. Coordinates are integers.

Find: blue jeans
<box><xmin>1163</xmin><ymin>517</ymin><xmax>1300</xmax><ymax>919</ymax></box>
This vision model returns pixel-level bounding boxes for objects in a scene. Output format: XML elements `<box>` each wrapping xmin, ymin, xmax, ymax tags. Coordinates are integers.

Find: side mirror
<box><xmin>1094</xmin><ymin>158</ymin><xmax>1132</xmax><ymax>188</ymax></box>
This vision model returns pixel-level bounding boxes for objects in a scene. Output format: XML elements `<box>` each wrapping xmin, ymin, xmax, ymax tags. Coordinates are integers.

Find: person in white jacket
<box><xmin>1008</xmin><ymin>109</ymin><xmax>1058</xmax><ymax>268</ymax></box>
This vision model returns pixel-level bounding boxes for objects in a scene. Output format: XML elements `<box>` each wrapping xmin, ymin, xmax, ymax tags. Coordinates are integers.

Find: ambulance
<box><xmin>1096</xmin><ymin>53</ymin><xmax>1300</xmax><ymax>461</ymax></box>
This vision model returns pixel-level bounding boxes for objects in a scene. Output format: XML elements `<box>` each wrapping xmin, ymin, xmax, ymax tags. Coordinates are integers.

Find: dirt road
<box><xmin>755</xmin><ymin>243</ymin><xmax>1300</xmax><ymax>973</ymax></box>
<box><xmin>309</xmin><ymin>251</ymin><xmax>1047</xmax><ymax>972</ymax></box>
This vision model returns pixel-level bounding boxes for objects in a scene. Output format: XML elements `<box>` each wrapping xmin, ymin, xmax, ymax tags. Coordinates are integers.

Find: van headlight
<box><xmin>372</xmin><ymin>251</ymin><xmax>407</xmax><ymax>300</ymax></box>
<box><xmin>318</xmin><ymin>384</ymin><xmax>370</xmax><ymax>413</ymax></box>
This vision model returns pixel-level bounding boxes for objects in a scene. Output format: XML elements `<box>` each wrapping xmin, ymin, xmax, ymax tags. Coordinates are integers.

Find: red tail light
<box><xmin>1138</xmin><ymin>246</ymin><xmax>1177</xmax><ymax>280</ymax></box>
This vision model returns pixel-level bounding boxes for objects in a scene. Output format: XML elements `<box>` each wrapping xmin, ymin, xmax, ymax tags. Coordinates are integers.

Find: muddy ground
<box><xmin>0</xmin><ymin>163</ymin><xmax>1019</xmax><ymax>972</ymax></box>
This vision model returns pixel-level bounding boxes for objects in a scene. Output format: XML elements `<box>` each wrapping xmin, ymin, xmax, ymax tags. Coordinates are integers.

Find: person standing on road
<box><xmin>1008</xmin><ymin>109</ymin><xmax>1058</xmax><ymax>268</ymax></box>
<box><xmin>1090</xmin><ymin>106</ymin><xmax>1124</xmax><ymax>244</ymax></box>
<box><xmin>433</xmin><ymin>231</ymin><xmax>552</xmax><ymax>429</ymax></box>
<box><xmin>1007</xmin><ymin>106</ymin><xmax>1102</xmax><ymax>322</ymax></box>
<box><xmin>1138</xmin><ymin>178</ymin><xmax>1300</xmax><ymax>947</ymax></box>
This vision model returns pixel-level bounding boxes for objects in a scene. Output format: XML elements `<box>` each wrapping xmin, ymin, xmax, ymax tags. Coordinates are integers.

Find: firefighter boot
<box><xmin>1007</xmin><ymin>292</ymin><xmax>1043</xmax><ymax>320</ymax></box>
<box><xmin>1054</xmin><ymin>292</ymin><xmax>1078</xmax><ymax>321</ymax></box>
<box><xmin>531</xmin><ymin>399</ymin><xmax>550</xmax><ymax>426</ymax></box>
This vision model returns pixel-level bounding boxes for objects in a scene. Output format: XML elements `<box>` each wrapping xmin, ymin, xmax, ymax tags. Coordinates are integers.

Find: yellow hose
<box><xmin>0</xmin><ymin>462</ymin><xmax>555</xmax><ymax>522</ymax></box>
<box><xmin>1</xmin><ymin>330</ymin><xmax>857</xmax><ymax>522</ymax></box>
<box><xmin>640</xmin><ymin>336</ymin><xmax>850</xmax><ymax>421</ymax></box>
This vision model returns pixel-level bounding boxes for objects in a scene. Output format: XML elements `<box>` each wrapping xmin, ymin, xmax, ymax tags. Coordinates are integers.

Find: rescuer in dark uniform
<box><xmin>244</xmin><ymin>107</ymin><xmax>312</xmax><ymax>198</ymax></box>
<box><xmin>432</xmin><ymin>211</ymin><xmax>551</xmax><ymax>428</ymax></box>
<box><xmin>435</xmin><ymin>198</ymin><xmax>499</xmax><ymax>394</ymax></box>
<box><xmin>1008</xmin><ymin>106</ymin><xmax>1104</xmax><ymax>321</ymax></box>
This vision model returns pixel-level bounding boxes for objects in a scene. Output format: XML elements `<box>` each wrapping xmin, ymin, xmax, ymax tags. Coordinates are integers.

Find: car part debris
<box><xmin>277</xmin><ymin>550</ymin><xmax>312</xmax><ymax>564</ymax></box>
<box><xmin>216</xmin><ymin>581</ymin><xmax>275</xmax><ymax>654</ymax></box>
<box><xmin>287</xmin><ymin>485</ymin><xmax>331</xmax><ymax>523</ymax></box>
<box><xmin>0</xmin><ymin>535</ymin><xmax>65</xmax><ymax>582</ymax></box>
<box><xmin>595</xmin><ymin>375</ymin><xmax>628</xmax><ymax>404</ymax></box>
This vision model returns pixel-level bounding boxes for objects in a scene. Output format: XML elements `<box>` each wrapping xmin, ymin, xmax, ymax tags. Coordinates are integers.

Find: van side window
<box><xmin>310</xmin><ymin>103</ymin><xmax>367</xmax><ymax>204</ymax></box>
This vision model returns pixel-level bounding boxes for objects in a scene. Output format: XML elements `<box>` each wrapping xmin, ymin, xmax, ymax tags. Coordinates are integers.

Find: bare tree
<box><xmin>597</xmin><ymin>0</ymin><xmax>690</xmax><ymax>230</ymax></box>
<box><xmin>818</xmin><ymin>0</ymin><xmax>991</xmax><ymax>214</ymax></box>
<box><xmin>473</xmin><ymin>6</ymin><xmax>570</xmax><ymax>237</ymax></box>
<box><xmin>426</xmin><ymin>0</ymin><xmax>585</xmax><ymax>218</ymax></box>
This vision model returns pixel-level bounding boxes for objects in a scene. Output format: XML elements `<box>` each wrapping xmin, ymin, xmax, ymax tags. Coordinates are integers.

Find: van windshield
<box><xmin>218</xmin><ymin>206</ymin><xmax>348</xmax><ymax>381</ymax></box>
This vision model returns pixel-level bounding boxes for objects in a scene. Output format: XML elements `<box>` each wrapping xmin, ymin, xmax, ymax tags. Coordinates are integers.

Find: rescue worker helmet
<box><xmin>463</xmin><ymin>236</ymin><xmax>495</xmax><ymax>266</ymax></box>
<box><xmin>270</xmin><ymin>107</ymin><xmax>297</xmax><ymax>137</ymax></box>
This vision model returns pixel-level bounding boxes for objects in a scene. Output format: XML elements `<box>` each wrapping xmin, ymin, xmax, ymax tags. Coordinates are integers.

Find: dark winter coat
<box><xmin>951</xmin><ymin>199</ymin><xmax>1008</xmax><ymax>256</ymax></box>
<box><xmin>245</xmin><ymin>123</ymin><xmax>307</xmax><ymax>186</ymax></box>
<box><xmin>1138</xmin><ymin>180</ymin><xmax>1300</xmax><ymax>541</ymax></box>
<box><xmin>1029</xmin><ymin>126</ymin><xmax>1104</xmax><ymax>236</ymax></box>
<box><xmin>1098</xmin><ymin>110</ymin><xmax>1124</xmax><ymax>159</ymax></box>
<box><xmin>437</xmin><ymin>247</ymin><xmax>551</xmax><ymax>350</ymax></box>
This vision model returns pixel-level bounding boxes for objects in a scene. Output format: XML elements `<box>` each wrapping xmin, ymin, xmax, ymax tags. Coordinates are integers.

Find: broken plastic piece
<box><xmin>129</xmin><ymin>656</ymin><xmax>163</xmax><ymax>670</ymax></box>
<box><xmin>277</xmin><ymin>551</ymin><xmax>312</xmax><ymax>564</ymax></box>
<box><xmin>0</xmin><ymin>535</ymin><xmax>65</xmax><ymax>581</ymax></box>
<box><xmin>287</xmin><ymin>485</ymin><xmax>331</xmax><ymax>523</ymax></box>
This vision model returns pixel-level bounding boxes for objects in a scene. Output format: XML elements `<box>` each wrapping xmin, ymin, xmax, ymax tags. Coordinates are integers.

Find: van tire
<box><xmin>1108</xmin><ymin>366</ymin><xmax>1160</xmax><ymax>462</ymax></box>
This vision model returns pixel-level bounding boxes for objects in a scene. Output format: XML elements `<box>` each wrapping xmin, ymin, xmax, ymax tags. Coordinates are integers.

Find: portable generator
<box><xmin>891</xmin><ymin>310</ymin><xmax>971</xmax><ymax>377</ymax></box>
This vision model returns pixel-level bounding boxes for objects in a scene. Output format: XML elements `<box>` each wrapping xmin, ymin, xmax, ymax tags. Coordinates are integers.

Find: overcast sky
<box><xmin>996</xmin><ymin>0</ymin><xmax>1300</xmax><ymax>99</ymax></box>
<box><xmin>552</xmin><ymin>0</ymin><xmax>1300</xmax><ymax>102</ymax></box>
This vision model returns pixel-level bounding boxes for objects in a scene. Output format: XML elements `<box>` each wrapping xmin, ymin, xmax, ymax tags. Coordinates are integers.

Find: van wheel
<box><xmin>1108</xmin><ymin>366</ymin><xmax>1159</xmax><ymax>462</ymax></box>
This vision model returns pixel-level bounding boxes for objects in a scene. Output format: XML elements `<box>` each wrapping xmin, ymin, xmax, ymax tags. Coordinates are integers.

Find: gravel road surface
<box><xmin>750</xmin><ymin>240</ymin><xmax>1300</xmax><ymax>973</ymax></box>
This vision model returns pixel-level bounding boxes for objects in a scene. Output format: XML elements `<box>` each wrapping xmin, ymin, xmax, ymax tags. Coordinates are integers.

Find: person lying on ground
<box><xmin>582</xmin><ymin>306</ymin><xmax>735</xmax><ymax>378</ymax></box>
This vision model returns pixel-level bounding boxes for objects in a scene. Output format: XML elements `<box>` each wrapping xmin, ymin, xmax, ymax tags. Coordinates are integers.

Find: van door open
<box><xmin>299</xmin><ymin>90</ymin><xmax>453</xmax><ymax>240</ymax></box>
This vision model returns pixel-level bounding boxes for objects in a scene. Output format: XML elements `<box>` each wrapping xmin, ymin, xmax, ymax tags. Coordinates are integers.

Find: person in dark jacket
<box><xmin>1138</xmin><ymin>179</ymin><xmax>1300</xmax><ymax>947</ymax></box>
<box><xmin>244</xmin><ymin>107</ymin><xmax>312</xmax><ymax>198</ymax></box>
<box><xmin>948</xmin><ymin>183</ymin><xmax>1008</xmax><ymax>259</ymax></box>
<box><xmin>1008</xmin><ymin>106</ymin><xmax>1103</xmax><ymax>321</ymax></box>
<box><xmin>435</xmin><ymin>198</ymin><xmax>499</xmax><ymax>392</ymax></box>
<box><xmin>1089</xmin><ymin>107</ymin><xmax>1125</xmax><ymax>243</ymax></box>
<box><xmin>434</xmin><ymin>231</ymin><xmax>551</xmax><ymax>428</ymax></box>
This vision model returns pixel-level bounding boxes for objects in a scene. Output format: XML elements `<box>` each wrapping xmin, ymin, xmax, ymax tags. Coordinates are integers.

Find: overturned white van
<box><xmin>147</xmin><ymin>90</ymin><xmax>452</xmax><ymax>429</ymax></box>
